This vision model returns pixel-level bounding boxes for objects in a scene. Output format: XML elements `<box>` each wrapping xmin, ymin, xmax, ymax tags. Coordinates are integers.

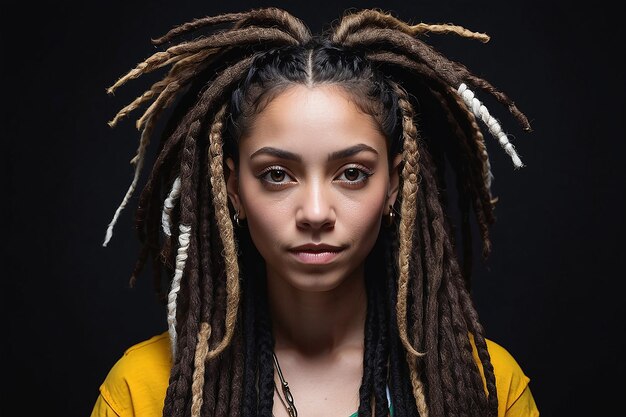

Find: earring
<box><xmin>385</xmin><ymin>205</ymin><xmax>396</xmax><ymax>226</ymax></box>
<box><xmin>233</xmin><ymin>209</ymin><xmax>245</xmax><ymax>228</ymax></box>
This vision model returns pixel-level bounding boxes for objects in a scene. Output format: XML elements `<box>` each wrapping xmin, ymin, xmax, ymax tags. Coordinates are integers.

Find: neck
<box><xmin>266</xmin><ymin>266</ymin><xmax>367</xmax><ymax>355</ymax></box>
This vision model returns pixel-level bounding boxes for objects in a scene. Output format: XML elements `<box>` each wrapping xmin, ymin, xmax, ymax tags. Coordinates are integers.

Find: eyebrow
<box><xmin>328</xmin><ymin>144</ymin><xmax>379</xmax><ymax>161</ymax></box>
<box><xmin>250</xmin><ymin>147</ymin><xmax>302</xmax><ymax>162</ymax></box>
<box><xmin>249</xmin><ymin>143</ymin><xmax>378</xmax><ymax>162</ymax></box>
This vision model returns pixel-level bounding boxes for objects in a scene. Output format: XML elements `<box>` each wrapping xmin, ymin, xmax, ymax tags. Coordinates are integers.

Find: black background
<box><xmin>3</xmin><ymin>1</ymin><xmax>624</xmax><ymax>416</ymax></box>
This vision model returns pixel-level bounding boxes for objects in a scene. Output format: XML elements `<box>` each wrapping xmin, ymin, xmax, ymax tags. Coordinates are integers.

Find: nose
<box><xmin>295</xmin><ymin>179</ymin><xmax>336</xmax><ymax>230</ymax></box>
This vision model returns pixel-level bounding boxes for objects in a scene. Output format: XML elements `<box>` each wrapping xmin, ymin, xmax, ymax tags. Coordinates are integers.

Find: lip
<box><xmin>288</xmin><ymin>243</ymin><xmax>345</xmax><ymax>265</ymax></box>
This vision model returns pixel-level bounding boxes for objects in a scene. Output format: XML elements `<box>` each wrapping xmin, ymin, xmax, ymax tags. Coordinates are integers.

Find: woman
<box><xmin>92</xmin><ymin>7</ymin><xmax>539</xmax><ymax>417</ymax></box>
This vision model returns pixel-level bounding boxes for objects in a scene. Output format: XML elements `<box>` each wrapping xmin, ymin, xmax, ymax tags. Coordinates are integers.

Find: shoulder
<box><xmin>117</xmin><ymin>331</ymin><xmax>172</xmax><ymax>368</ymax></box>
<box><xmin>483</xmin><ymin>338</ymin><xmax>540</xmax><ymax>417</ymax></box>
<box><xmin>485</xmin><ymin>338</ymin><xmax>528</xmax><ymax>388</ymax></box>
<box><xmin>91</xmin><ymin>332</ymin><xmax>171</xmax><ymax>417</ymax></box>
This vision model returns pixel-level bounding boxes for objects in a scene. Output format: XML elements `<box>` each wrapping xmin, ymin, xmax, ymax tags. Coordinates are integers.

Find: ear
<box><xmin>225</xmin><ymin>157</ymin><xmax>246</xmax><ymax>219</ymax></box>
<box><xmin>386</xmin><ymin>153</ymin><xmax>403</xmax><ymax>213</ymax></box>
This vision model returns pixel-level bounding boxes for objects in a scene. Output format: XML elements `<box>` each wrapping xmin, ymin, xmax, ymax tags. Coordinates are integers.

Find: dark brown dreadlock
<box><xmin>102</xmin><ymin>7</ymin><xmax>531</xmax><ymax>417</ymax></box>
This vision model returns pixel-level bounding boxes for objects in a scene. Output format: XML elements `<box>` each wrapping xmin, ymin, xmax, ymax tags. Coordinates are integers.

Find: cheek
<box><xmin>246</xmin><ymin>208</ymin><xmax>284</xmax><ymax>246</ymax></box>
<box><xmin>238</xmin><ymin>182</ymin><xmax>290</xmax><ymax>251</ymax></box>
<box><xmin>344</xmin><ymin>187</ymin><xmax>387</xmax><ymax>240</ymax></box>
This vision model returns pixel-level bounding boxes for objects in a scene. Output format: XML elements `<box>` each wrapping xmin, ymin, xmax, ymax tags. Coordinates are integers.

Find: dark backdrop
<box><xmin>4</xmin><ymin>1</ymin><xmax>624</xmax><ymax>416</ymax></box>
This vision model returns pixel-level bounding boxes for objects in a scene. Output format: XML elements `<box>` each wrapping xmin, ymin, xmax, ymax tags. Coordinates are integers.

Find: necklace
<box><xmin>272</xmin><ymin>352</ymin><xmax>298</xmax><ymax>417</ymax></box>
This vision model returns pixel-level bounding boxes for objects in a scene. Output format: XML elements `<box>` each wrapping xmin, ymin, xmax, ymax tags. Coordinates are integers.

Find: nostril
<box><xmin>295</xmin><ymin>188</ymin><xmax>336</xmax><ymax>229</ymax></box>
<box><xmin>295</xmin><ymin>207</ymin><xmax>336</xmax><ymax>230</ymax></box>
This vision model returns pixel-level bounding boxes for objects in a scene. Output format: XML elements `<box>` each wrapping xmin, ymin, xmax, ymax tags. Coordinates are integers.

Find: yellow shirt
<box><xmin>90</xmin><ymin>332</ymin><xmax>539</xmax><ymax>417</ymax></box>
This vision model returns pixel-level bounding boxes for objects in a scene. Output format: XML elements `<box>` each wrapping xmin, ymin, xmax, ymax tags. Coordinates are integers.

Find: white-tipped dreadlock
<box><xmin>458</xmin><ymin>83</ymin><xmax>524</xmax><ymax>169</ymax></box>
<box><xmin>102</xmin><ymin>129</ymin><xmax>150</xmax><ymax>247</ymax></box>
<box><xmin>162</xmin><ymin>176</ymin><xmax>182</xmax><ymax>237</ymax></box>
<box><xmin>167</xmin><ymin>223</ymin><xmax>191</xmax><ymax>358</ymax></box>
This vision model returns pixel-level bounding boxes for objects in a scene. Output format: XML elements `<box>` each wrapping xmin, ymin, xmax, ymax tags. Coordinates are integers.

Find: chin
<box><xmin>282</xmin><ymin>266</ymin><xmax>363</xmax><ymax>293</ymax></box>
<box><xmin>290</xmin><ymin>278</ymin><xmax>343</xmax><ymax>293</ymax></box>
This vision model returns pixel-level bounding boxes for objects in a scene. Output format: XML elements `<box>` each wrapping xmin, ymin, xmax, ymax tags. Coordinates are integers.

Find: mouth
<box><xmin>288</xmin><ymin>244</ymin><xmax>345</xmax><ymax>265</ymax></box>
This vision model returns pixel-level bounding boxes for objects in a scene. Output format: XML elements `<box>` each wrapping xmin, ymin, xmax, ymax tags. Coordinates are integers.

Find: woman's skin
<box><xmin>226</xmin><ymin>84</ymin><xmax>402</xmax><ymax>417</ymax></box>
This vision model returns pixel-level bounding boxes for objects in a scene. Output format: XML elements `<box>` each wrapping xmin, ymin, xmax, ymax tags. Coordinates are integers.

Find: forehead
<box><xmin>240</xmin><ymin>84</ymin><xmax>387</xmax><ymax>155</ymax></box>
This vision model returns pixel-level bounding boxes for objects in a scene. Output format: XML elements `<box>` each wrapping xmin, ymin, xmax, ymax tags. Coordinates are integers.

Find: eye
<box><xmin>258</xmin><ymin>167</ymin><xmax>294</xmax><ymax>185</ymax></box>
<box><xmin>336</xmin><ymin>166</ymin><xmax>372</xmax><ymax>185</ymax></box>
<box><xmin>342</xmin><ymin>168</ymin><xmax>364</xmax><ymax>181</ymax></box>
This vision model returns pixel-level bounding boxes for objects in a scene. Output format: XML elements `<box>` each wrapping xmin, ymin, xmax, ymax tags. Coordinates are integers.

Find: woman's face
<box><xmin>226</xmin><ymin>84</ymin><xmax>402</xmax><ymax>292</ymax></box>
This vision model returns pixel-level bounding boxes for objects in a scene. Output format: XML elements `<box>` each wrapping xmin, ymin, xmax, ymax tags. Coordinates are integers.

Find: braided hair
<box><xmin>102</xmin><ymin>7</ymin><xmax>531</xmax><ymax>417</ymax></box>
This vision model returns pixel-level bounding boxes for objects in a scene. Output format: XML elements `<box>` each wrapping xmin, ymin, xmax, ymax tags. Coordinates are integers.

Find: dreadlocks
<box><xmin>102</xmin><ymin>7</ymin><xmax>530</xmax><ymax>417</ymax></box>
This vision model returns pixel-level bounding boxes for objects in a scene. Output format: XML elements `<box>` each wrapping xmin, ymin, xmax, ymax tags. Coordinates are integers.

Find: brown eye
<box><xmin>269</xmin><ymin>170</ymin><xmax>286</xmax><ymax>182</ymax></box>
<box><xmin>336</xmin><ymin>166</ymin><xmax>372</xmax><ymax>187</ymax></box>
<box><xmin>344</xmin><ymin>168</ymin><xmax>360</xmax><ymax>181</ymax></box>
<box><xmin>259</xmin><ymin>167</ymin><xmax>293</xmax><ymax>185</ymax></box>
